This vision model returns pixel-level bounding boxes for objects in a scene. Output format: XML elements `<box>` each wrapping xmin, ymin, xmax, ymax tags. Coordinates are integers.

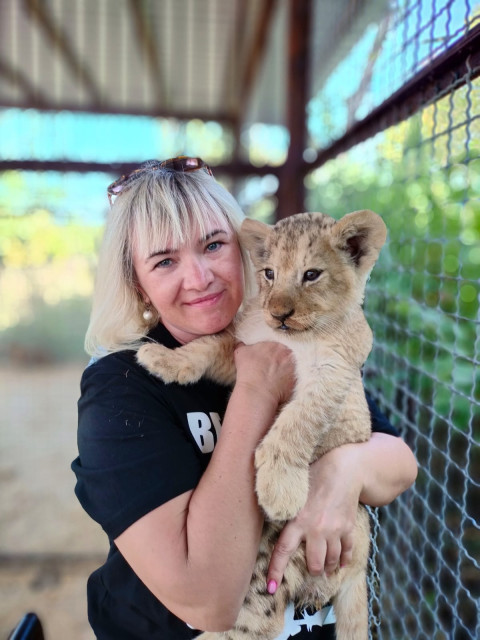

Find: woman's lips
<box><xmin>185</xmin><ymin>291</ymin><xmax>224</xmax><ymax>307</ymax></box>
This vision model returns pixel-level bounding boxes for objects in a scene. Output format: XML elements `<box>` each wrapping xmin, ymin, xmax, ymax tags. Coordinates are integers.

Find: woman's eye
<box><xmin>264</xmin><ymin>268</ymin><xmax>274</xmax><ymax>280</ymax></box>
<box><xmin>155</xmin><ymin>258</ymin><xmax>172</xmax><ymax>268</ymax></box>
<box><xmin>206</xmin><ymin>241</ymin><xmax>222</xmax><ymax>252</ymax></box>
<box><xmin>303</xmin><ymin>269</ymin><xmax>322</xmax><ymax>282</ymax></box>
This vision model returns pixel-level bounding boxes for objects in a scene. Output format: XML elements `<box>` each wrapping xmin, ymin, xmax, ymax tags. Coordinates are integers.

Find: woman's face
<box><xmin>133</xmin><ymin>221</ymin><xmax>244</xmax><ymax>344</ymax></box>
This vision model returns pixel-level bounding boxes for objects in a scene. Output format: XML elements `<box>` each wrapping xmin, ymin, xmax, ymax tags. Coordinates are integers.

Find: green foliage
<box><xmin>0</xmin><ymin>208</ymin><xmax>101</xmax><ymax>268</ymax></box>
<box><xmin>0</xmin><ymin>209</ymin><xmax>101</xmax><ymax>361</ymax></box>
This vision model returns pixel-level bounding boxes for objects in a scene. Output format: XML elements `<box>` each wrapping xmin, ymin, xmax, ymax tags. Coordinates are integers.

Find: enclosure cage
<box><xmin>306</xmin><ymin>1</ymin><xmax>479</xmax><ymax>638</ymax></box>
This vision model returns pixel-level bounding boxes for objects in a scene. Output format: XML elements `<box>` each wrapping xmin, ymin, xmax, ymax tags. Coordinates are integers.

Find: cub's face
<box><xmin>239</xmin><ymin>211</ymin><xmax>387</xmax><ymax>334</ymax></box>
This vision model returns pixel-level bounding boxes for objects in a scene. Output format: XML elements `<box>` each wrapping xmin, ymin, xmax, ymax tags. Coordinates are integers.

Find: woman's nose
<box><xmin>183</xmin><ymin>257</ymin><xmax>214</xmax><ymax>290</ymax></box>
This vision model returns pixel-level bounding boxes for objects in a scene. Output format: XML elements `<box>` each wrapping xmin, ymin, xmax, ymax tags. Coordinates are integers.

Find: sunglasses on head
<box><xmin>107</xmin><ymin>156</ymin><xmax>214</xmax><ymax>205</ymax></box>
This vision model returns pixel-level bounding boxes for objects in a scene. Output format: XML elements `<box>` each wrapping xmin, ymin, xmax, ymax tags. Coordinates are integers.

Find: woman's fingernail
<box><xmin>267</xmin><ymin>580</ymin><xmax>277</xmax><ymax>594</ymax></box>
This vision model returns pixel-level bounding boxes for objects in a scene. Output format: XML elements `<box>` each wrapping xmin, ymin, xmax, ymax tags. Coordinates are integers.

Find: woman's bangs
<box><xmin>132</xmin><ymin>210</ymin><xmax>179</xmax><ymax>262</ymax></box>
<box><xmin>131</xmin><ymin>177</ymin><xmax>230</xmax><ymax>260</ymax></box>
<box><xmin>187</xmin><ymin>193</ymin><xmax>231</xmax><ymax>238</ymax></box>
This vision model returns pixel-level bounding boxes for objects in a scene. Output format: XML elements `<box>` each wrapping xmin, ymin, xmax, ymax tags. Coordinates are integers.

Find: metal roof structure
<box><xmin>0</xmin><ymin>0</ymin><xmax>390</xmax><ymax>216</ymax></box>
<box><xmin>3</xmin><ymin>1</ymin><xmax>478</xmax><ymax>217</ymax></box>
<box><xmin>0</xmin><ymin>0</ymin><xmax>384</xmax><ymax>126</ymax></box>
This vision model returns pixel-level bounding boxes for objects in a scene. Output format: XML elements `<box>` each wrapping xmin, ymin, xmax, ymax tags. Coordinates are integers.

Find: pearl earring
<box><xmin>143</xmin><ymin>306</ymin><xmax>154</xmax><ymax>322</ymax></box>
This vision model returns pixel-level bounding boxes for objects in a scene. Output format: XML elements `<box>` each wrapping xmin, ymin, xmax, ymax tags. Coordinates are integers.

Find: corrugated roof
<box><xmin>0</xmin><ymin>0</ymin><xmax>388</xmax><ymax>127</ymax></box>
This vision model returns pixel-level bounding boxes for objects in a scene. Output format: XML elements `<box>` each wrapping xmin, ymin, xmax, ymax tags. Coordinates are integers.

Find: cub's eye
<box><xmin>264</xmin><ymin>268</ymin><xmax>275</xmax><ymax>281</ymax></box>
<box><xmin>303</xmin><ymin>269</ymin><xmax>323</xmax><ymax>282</ymax></box>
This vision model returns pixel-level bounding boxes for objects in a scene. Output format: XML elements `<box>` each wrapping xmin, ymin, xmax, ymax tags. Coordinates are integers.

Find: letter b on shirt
<box><xmin>187</xmin><ymin>412</ymin><xmax>221</xmax><ymax>453</ymax></box>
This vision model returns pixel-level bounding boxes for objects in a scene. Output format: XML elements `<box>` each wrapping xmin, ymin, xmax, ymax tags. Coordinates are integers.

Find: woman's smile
<box><xmin>185</xmin><ymin>290</ymin><xmax>225</xmax><ymax>307</ymax></box>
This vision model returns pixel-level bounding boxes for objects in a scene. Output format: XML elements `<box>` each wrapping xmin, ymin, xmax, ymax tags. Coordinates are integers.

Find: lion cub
<box><xmin>137</xmin><ymin>209</ymin><xmax>387</xmax><ymax>640</ymax></box>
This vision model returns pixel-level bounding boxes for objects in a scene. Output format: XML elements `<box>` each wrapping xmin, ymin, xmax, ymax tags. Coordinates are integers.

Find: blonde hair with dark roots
<box><xmin>85</xmin><ymin>168</ymin><xmax>252</xmax><ymax>358</ymax></box>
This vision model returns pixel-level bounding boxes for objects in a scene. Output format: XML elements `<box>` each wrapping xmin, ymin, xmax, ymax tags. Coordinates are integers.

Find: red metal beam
<box><xmin>0</xmin><ymin>159</ymin><xmax>281</xmax><ymax>178</ymax></box>
<box><xmin>305</xmin><ymin>21</ymin><xmax>480</xmax><ymax>175</ymax></box>
<box><xmin>23</xmin><ymin>0</ymin><xmax>104</xmax><ymax>105</ymax></box>
<box><xmin>0</xmin><ymin>99</ymin><xmax>235</xmax><ymax>125</ymax></box>
<box><xmin>276</xmin><ymin>0</ymin><xmax>311</xmax><ymax>220</ymax></box>
<box><xmin>230</xmin><ymin>0</ymin><xmax>278</xmax><ymax>157</ymax></box>
<box><xmin>224</xmin><ymin>0</ymin><xmax>249</xmax><ymax>158</ymax></box>
<box><xmin>237</xmin><ymin>0</ymin><xmax>277</xmax><ymax>117</ymax></box>
<box><xmin>128</xmin><ymin>0</ymin><xmax>165</xmax><ymax>105</ymax></box>
<box><xmin>0</xmin><ymin>58</ymin><xmax>48</xmax><ymax>105</ymax></box>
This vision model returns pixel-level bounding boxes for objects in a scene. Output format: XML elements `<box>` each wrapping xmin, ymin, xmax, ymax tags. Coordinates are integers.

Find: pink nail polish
<box><xmin>267</xmin><ymin>579</ymin><xmax>277</xmax><ymax>594</ymax></box>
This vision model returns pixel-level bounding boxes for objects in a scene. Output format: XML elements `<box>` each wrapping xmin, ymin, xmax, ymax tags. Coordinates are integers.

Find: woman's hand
<box><xmin>265</xmin><ymin>433</ymin><xmax>417</xmax><ymax>591</ymax></box>
<box><xmin>234</xmin><ymin>341</ymin><xmax>296</xmax><ymax>411</ymax></box>
<box><xmin>266</xmin><ymin>444</ymin><xmax>360</xmax><ymax>591</ymax></box>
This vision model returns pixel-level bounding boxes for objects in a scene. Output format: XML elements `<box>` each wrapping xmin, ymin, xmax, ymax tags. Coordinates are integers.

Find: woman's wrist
<box><xmin>317</xmin><ymin>433</ymin><xmax>417</xmax><ymax>507</ymax></box>
<box><xmin>233</xmin><ymin>378</ymin><xmax>281</xmax><ymax>411</ymax></box>
<box><xmin>310</xmin><ymin>443</ymin><xmax>364</xmax><ymax>505</ymax></box>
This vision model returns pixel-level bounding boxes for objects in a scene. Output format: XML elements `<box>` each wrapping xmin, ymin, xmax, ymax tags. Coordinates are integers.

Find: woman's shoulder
<box><xmin>82</xmin><ymin>323</ymin><xmax>177</xmax><ymax>384</ymax></box>
<box><xmin>77</xmin><ymin>345</ymin><xmax>178</xmax><ymax>448</ymax></box>
<box><xmin>83</xmin><ymin>348</ymin><xmax>137</xmax><ymax>374</ymax></box>
<box><xmin>80</xmin><ymin>349</ymin><xmax>141</xmax><ymax>393</ymax></box>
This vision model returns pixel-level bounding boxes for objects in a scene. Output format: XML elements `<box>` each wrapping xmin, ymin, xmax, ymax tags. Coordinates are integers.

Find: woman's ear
<box><xmin>135</xmin><ymin>284</ymin><xmax>150</xmax><ymax>306</ymax></box>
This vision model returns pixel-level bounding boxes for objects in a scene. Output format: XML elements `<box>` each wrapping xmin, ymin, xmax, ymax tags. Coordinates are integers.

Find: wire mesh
<box><xmin>306</xmin><ymin>1</ymin><xmax>480</xmax><ymax>638</ymax></box>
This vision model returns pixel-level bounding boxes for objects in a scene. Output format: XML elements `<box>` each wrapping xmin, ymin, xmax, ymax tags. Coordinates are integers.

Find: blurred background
<box><xmin>0</xmin><ymin>1</ymin><xmax>479</xmax><ymax>638</ymax></box>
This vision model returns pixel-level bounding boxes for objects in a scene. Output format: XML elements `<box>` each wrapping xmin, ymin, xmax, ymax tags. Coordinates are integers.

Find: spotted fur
<box><xmin>137</xmin><ymin>209</ymin><xmax>387</xmax><ymax>640</ymax></box>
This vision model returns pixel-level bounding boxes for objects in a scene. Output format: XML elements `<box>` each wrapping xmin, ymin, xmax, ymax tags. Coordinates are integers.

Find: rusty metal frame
<box><xmin>0</xmin><ymin>158</ymin><xmax>282</xmax><ymax>178</ymax></box>
<box><xmin>276</xmin><ymin>0</ymin><xmax>311</xmax><ymax>219</ymax></box>
<box><xmin>128</xmin><ymin>0</ymin><xmax>165</xmax><ymax>106</ymax></box>
<box><xmin>23</xmin><ymin>0</ymin><xmax>104</xmax><ymax>105</ymax></box>
<box><xmin>304</xmin><ymin>21</ymin><xmax>480</xmax><ymax>177</ymax></box>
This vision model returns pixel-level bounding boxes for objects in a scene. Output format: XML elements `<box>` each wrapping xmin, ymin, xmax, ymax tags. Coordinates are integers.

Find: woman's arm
<box><xmin>115</xmin><ymin>341</ymin><xmax>295</xmax><ymax>632</ymax></box>
<box><xmin>266</xmin><ymin>432</ymin><xmax>417</xmax><ymax>590</ymax></box>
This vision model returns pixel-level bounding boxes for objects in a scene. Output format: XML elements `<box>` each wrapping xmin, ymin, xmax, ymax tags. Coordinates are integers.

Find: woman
<box><xmin>72</xmin><ymin>157</ymin><xmax>417</xmax><ymax>639</ymax></box>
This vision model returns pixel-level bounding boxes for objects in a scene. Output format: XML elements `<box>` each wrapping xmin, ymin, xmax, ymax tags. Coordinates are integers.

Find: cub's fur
<box><xmin>137</xmin><ymin>210</ymin><xmax>387</xmax><ymax>640</ymax></box>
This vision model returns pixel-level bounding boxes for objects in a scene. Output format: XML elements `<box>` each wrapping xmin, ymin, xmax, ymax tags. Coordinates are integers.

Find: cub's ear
<box><xmin>239</xmin><ymin>218</ymin><xmax>272</xmax><ymax>265</ymax></box>
<box><xmin>332</xmin><ymin>210</ymin><xmax>387</xmax><ymax>276</ymax></box>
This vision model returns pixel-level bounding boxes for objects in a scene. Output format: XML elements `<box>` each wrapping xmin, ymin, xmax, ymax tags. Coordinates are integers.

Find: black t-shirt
<box><xmin>72</xmin><ymin>324</ymin><xmax>398</xmax><ymax>639</ymax></box>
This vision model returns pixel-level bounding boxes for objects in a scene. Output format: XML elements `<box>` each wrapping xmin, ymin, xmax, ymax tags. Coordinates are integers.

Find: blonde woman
<box><xmin>72</xmin><ymin>157</ymin><xmax>417</xmax><ymax>640</ymax></box>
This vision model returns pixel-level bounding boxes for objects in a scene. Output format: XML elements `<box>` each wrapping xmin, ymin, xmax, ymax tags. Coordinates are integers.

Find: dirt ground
<box><xmin>0</xmin><ymin>364</ymin><xmax>108</xmax><ymax>640</ymax></box>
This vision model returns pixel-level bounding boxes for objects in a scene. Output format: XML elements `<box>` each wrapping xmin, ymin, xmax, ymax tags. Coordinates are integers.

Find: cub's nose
<box><xmin>270</xmin><ymin>309</ymin><xmax>294</xmax><ymax>323</ymax></box>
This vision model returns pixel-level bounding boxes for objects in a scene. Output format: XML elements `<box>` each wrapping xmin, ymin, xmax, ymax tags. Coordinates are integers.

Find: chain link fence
<box><xmin>306</xmin><ymin>1</ymin><xmax>479</xmax><ymax>638</ymax></box>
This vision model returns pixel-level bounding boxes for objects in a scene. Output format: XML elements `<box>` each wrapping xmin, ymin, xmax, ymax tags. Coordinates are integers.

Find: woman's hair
<box><xmin>85</xmin><ymin>166</ymin><xmax>253</xmax><ymax>357</ymax></box>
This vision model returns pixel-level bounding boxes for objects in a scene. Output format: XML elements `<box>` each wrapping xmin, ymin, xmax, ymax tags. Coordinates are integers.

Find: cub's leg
<box><xmin>255</xmin><ymin>364</ymin><xmax>356</xmax><ymax>521</ymax></box>
<box><xmin>331</xmin><ymin>569</ymin><xmax>368</xmax><ymax>640</ymax></box>
<box><xmin>137</xmin><ymin>331</ymin><xmax>236</xmax><ymax>385</ymax></box>
<box><xmin>330</xmin><ymin>507</ymin><xmax>370</xmax><ymax>640</ymax></box>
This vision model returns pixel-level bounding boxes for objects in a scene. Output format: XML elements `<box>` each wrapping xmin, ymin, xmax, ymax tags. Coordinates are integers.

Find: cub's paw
<box><xmin>137</xmin><ymin>343</ymin><xmax>204</xmax><ymax>384</ymax></box>
<box><xmin>254</xmin><ymin>443</ymin><xmax>309</xmax><ymax>521</ymax></box>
